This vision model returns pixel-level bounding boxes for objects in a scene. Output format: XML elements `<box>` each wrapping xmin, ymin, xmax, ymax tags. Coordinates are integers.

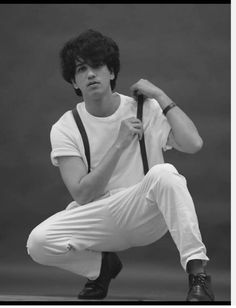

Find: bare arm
<box><xmin>156</xmin><ymin>92</ymin><xmax>203</xmax><ymax>153</ymax></box>
<box><xmin>130</xmin><ymin>79</ymin><xmax>203</xmax><ymax>154</ymax></box>
<box><xmin>58</xmin><ymin>117</ymin><xmax>143</xmax><ymax>205</ymax></box>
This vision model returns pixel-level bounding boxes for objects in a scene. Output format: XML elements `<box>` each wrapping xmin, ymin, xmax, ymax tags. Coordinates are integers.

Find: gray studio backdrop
<box><xmin>0</xmin><ymin>4</ymin><xmax>230</xmax><ymax>274</ymax></box>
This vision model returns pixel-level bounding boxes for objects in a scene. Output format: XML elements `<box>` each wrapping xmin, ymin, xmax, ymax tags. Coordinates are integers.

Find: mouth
<box><xmin>87</xmin><ymin>81</ymin><xmax>100</xmax><ymax>87</ymax></box>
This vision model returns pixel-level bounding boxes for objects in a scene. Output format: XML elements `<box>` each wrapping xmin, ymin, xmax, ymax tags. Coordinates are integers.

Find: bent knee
<box><xmin>148</xmin><ymin>163</ymin><xmax>185</xmax><ymax>186</ymax></box>
<box><xmin>148</xmin><ymin>163</ymin><xmax>178</xmax><ymax>178</ymax></box>
<box><xmin>26</xmin><ymin>226</ymin><xmax>49</xmax><ymax>265</ymax></box>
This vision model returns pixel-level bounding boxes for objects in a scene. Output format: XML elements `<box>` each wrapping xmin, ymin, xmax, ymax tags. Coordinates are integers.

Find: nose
<box><xmin>87</xmin><ymin>67</ymin><xmax>96</xmax><ymax>79</ymax></box>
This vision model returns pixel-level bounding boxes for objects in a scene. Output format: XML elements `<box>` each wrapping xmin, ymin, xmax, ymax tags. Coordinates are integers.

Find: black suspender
<box><xmin>136</xmin><ymin>95</ymin><xmax>149</xmax><ymax>175</ymax></box>
<box><xmin>72</xmin><ymin>108</ymin><xmax>91</xmax><ymax>173</ymax></box>
<box><xmin>72</xmin><ymin>97</ymin><xmax>149</xmax><ymax>175</ymax></box>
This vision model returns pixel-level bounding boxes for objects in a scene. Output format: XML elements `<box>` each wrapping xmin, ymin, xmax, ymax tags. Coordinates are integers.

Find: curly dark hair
<box><xmin>60</xmin><ymin>29</ymin><xmax>120</xmax><ymax>96</ymax></box>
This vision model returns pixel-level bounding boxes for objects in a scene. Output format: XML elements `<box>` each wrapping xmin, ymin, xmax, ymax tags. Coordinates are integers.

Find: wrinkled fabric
<box><xmin>27</xmin><ymin>163</ymin><xmax>209</xmax><ymax>279</ymax></box>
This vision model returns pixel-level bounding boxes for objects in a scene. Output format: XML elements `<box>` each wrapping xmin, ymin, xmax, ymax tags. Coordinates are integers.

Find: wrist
<box><xmin>153</xmin><ymin>89</ymin><xmax>164</xmax><ymax>100</ymax></box>
<box><xmin>154</xmin><ymin>91</ymin><xmax>173</xmax><ymax>110</ymax></box>
<box><xmin>162</xmin><ymin>102</ymin><xmax>177</xmax><ymax>116</ymax></box>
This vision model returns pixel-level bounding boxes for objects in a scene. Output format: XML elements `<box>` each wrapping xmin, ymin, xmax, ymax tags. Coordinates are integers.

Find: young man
<box><xmin>27</xmin><ymin>29</ymin><xmax>215</xmax><ymax>301</ymax></box>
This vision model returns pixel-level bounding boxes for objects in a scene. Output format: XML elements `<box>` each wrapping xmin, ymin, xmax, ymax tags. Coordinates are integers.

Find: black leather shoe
<box><xmin>78</xmin><ymin>252</ymin><xmax>123</xmax><ymax>300</ymax></box>
<box><xmin>186</xmin><ymin>273</ymin><xmax>215</xmax><ymax>301</ymax></box>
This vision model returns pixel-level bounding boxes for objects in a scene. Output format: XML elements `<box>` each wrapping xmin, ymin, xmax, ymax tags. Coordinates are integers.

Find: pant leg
<box><xmin>27</xmin><ymin>163</ymin><xmax>209</xmax><ymax>278</ymax></box>
<box><xmin>135</xmin><ymin>163</ymin><xmax>209</xmax><ymax>271</ymax></box>
<box><xmin>105</xmin><ymin>163</ymin><xmax>209</xmax><ymax>271</ymax></box>
<box><xmin>26</xmin><ymin>179</ymin><xmax>168</xmax><ymax>279</ymax></box>
<box><xmin>26</xmin><ymin>200</ymin><xmax>131</xmax><ymax>280</ymax></box>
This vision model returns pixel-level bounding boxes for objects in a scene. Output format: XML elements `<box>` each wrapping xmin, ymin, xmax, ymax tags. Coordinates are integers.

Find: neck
<box><xmin>84</xmin><ymin>90</ymin><xmax>120</xmax><ymax>117</ymax></box>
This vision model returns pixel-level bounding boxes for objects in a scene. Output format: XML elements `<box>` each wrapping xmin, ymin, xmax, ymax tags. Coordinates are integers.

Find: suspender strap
<box><xmin>72</xmin><ymin>97</ymin><xmax>149</xmax><ymax>175</ymax></box>
<box><xmin>72</xmin><ymin>108</ymin><xmax>91</xmax><ymax>173</ymax></box>
<box><xmin>137</xmin><ymin>95</ymin><xmax>149</xmax><ymax>175</ymax></box>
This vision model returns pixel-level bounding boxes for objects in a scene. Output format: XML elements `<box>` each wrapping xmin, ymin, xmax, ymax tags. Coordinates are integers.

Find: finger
<box><xmin>125</xmin><ymin>117</ymin><xmax>142</xmax><ymax>124</ymax></box>
<box><xmin>126</xmin><ymin>117</ymin><xmax>138</xmax><ymax>122</ymax></box>
<box><xmin>132</xmin><ymin>89</ymin><xmax>142</xmax><ymax>100</ymax></box>
<box><xmin>133</xmin><ymin>89</ymin><xmax>141</xmax><ymax>96</ymax></box>
<box><xmin>133</xmin><ymin>130</ymin><xmax>143</xmax><ymax>140</ymax></box>
<box><xmin>127</xmin><ymin>122</ymin><xmax>142</xmax><ymax>133</ymax></box>
<box><xmin>139</xmin><ymin>130</ymin><xmax>143</xmax><ymax>140</ymax></box>
<box><xmin>126</xmin><ymin>121</ymin><xmax>142</xmax><ymax>129</ymax></box>
<box><xmin>131</xmin><ymin>123</ymin><xmax>143</xmax><ymax>129</ymax></box>
<box><xmin>131</xmin><ymin>127</ymin><xmax>143</xmax><ymax>139</ymax></box>
<box><xmin>137</xmin><ymin>128</ymin><xmax>143</xmax><ymax>140</ymax></box>
<box><xmin>138</xmin><ymin>127</ymin><xmax>144</xmax><ymax>140</ymax></box>
<box><xmin>128</xmin><ymin>118</ymin><xmax>142</xmax><ymax>124</ymax></box>
<box><xmin>130</xmin><ymin>84</ymin><xmax>141</xmax><ymax>96</ymax></box>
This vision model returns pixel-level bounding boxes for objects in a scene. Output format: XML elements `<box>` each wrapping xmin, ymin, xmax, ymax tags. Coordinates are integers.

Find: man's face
<box><xmin>72</xmin><ymin>59</ymin><xmax>114</xmax><ymax>98</ymax></box>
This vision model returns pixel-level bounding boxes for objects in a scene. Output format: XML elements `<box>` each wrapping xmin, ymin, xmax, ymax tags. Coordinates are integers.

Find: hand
<box><xmin>115</xmin><ymin>117</ymin><xmax>143</xmax><ymax>150</ymax></box>
<box><xmin>130</xmin><ymin>79</ymin><xmax>164</xmax><ymax>101</ymax></box>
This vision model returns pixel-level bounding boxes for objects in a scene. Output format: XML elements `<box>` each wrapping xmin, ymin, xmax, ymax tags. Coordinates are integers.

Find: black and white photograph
<box><xmin>0</xmin><ymin>2</ymin><xmax>231</xmax><ymax>304</ymax></box>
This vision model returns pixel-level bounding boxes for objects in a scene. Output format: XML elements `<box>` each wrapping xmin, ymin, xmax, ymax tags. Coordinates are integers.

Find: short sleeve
<box><xmin>50</xmin><ymin>124</ymin><xmax>82</xmax><ymax>167</ymax></box>
<box><xmin>146</xmin><ymin>98</ymin><xmax>172</xmax><ymax>152</ymax></box>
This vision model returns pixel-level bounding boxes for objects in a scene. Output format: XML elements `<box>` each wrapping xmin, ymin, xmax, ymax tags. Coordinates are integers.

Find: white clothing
<box><xmin>50</xmin><ymin>93</ymin><xmax>172</xmax><ymax>194</ymax></box>
<box><xmin>27</xmin><ymin>164</ymin><xmax>209</xmax><ymax>279</ymax></box>
<box><xmin>27</xmin><ymin>93</ymin><xmax>209</xmax><ymax>279</ymax></box>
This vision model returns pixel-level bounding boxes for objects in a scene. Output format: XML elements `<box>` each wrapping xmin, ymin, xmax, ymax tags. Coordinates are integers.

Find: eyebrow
<box><xmin>75</xmin><ymin>62</ymin><xmax>85</xmax><ymax>68</ymax></box>
<box><xmin>75</xmin><ymin>58</ymin><xmax>86</xmax><ymax>68</ymax></box>
<box><xmin>75</xmin><ymin>59</ymin><xmax>104</xmax><ymax>70</ymax></box>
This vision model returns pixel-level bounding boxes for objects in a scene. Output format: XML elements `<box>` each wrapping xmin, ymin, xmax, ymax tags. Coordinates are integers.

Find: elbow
<box><xmin>71</xmin><ymin>186</ymin><xmax>92</xmax><ymax>206</ymax></box>
<box><xmin>75</xmin><ymin>190</ymin><xmax>103</xmax><ymax>206</ymax></box>
<box><xmin>75</xmin><ymin>197</ymin><xmax>87</xmax><ymax>206</ymax></box>
<box><xmin>74</xmin><ymin>192</ymin><xmax>91</xmax><ymax>206</ymax></box>
<box><xmin>73</xmin><ymin>186</ymin><xmax>99</xmax><ymax>205</ymax></box>
<box><xmin>189</xmin><ymin>137</ymin><xmax>204</xmax><ymax>154</ymax></box>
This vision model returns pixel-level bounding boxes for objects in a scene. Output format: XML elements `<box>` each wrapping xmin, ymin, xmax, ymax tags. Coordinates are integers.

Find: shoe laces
<box><xmin>192</xmin><ymin>274</ymin><xmax>207</xmax><ymax>287</ymax></box>
<box><xmin>85</xmin><ymin>280</ymin><xmax>96</xmax><ymax>287</ymax></box>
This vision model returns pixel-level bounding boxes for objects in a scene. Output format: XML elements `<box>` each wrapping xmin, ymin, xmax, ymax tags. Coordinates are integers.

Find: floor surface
<box><xmin>0</xmin><ymin>261</ymin><xmax>230</xmax><ymax>303</ymax></box>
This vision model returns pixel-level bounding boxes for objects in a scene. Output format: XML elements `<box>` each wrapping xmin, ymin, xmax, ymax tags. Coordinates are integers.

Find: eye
<box><xmin>77</xmin><ymin>65</ymin><xmax>87</xmax><ymax>73</ymax></box>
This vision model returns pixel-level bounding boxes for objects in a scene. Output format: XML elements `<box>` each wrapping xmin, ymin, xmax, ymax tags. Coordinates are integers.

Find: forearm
<box><xmin>155</xmin><ymin>92</ymin><xmax>203</xmax><ymax>153</ymax></box>
<box><xmin>75</xmin><ymin>143</ymin><xmax>123</xmax><ymax>205</ymax></box>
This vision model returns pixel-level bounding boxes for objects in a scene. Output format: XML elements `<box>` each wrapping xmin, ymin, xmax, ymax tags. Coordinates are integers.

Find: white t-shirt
<box><xmin>50</xmin><ymin>93</ymin><xmax>172</xmax><ymax>195</ymax></box>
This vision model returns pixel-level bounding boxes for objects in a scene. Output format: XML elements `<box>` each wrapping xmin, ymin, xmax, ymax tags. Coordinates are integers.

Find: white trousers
<box><xmin>26</xmin><ymin>163</ymin><xmax>209</xmax><ymax>279</ymax></box>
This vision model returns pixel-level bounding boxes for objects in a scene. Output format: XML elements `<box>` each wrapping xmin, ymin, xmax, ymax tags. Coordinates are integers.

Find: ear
<box><xmin>110</xmin><ymin>71</ymin><xmax>115</xmax><ymax>80</ymax></box>
<box><xmin>71</xmin><ymin>79</ymin><xmax>79</xmax><ymax>89</ymax></box>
